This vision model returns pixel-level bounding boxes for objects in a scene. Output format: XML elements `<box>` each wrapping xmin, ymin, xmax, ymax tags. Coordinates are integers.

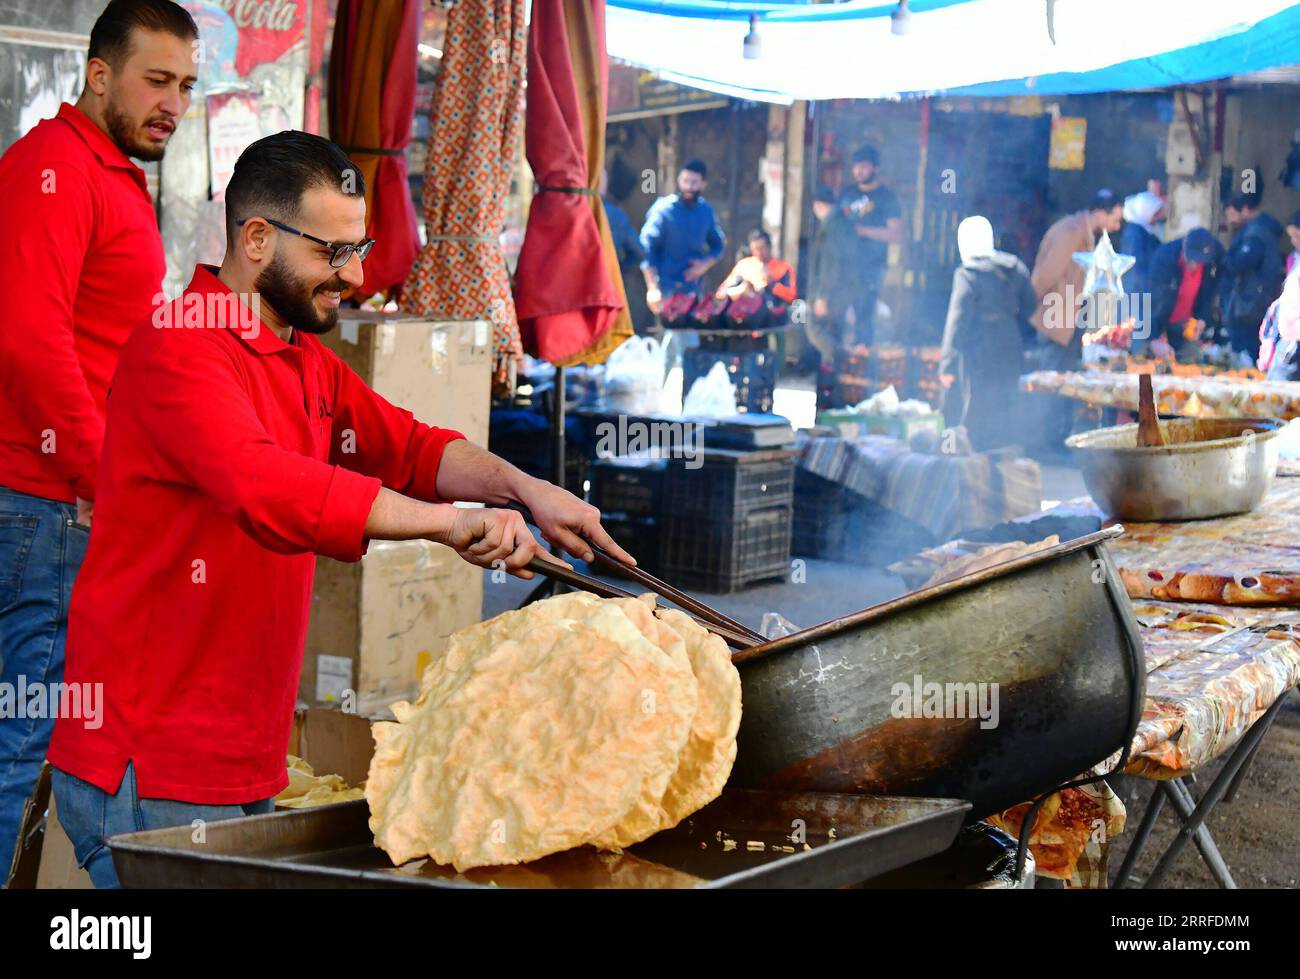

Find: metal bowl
<box><xmin>1066</xmin><ymin>417</ymin><xmax>1282</xmax><ymax>521</ymax></box>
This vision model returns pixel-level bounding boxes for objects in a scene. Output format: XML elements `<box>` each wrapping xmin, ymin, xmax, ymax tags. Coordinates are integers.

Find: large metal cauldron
<box><xmin>728</xmin><ymin>530</ymin><xmax>1145</xmax><ymax>820</ymax></box>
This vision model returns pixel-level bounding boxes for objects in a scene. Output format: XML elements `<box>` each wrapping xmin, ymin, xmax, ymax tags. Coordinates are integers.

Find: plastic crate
<box><xmin>682</xmin><ymin>347</ymin><xmax>779</xmax><ymax>414</ymax></box>
<box><xmin>599</xmin><ymin>514</ymin><xmax>662</xmax><ymax>573</ymax></box>
<box><xmin>661</xmin><ymin>449</ymin><xmax>796</xmax><ymax>521</ymax></box>
<box><xmin>659</xmin><ymin>505</ymin><xmax>791</xmax><ymax>593</ymax></box>
<box><xmin>589</xmin><ymin>456</ymin><xmax>666</xmax><ymax>518</ymax></box>
<box><xmin>791</xmin><ymin>470</ymin><xmax>936</xmax><ymax>566</ymax></box>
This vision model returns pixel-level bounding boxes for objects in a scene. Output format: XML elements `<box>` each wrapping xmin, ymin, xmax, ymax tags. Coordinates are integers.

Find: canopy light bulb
<box><xmin>891</xmin><ymin>0</ymin><xmax>912</xmax><ymax>36</ymax></box>
<box><xmin>743</xmin><ymin>13</ymin><xmax>762</xmax><ymax>59</ymax></box>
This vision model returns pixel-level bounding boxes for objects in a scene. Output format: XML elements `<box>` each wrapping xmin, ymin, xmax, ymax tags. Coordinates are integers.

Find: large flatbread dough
<box><xmin>367</xmin><ymin>596</ymin><xmax>697</xmax><ymax>871</ymax></box>
<box><xmin>589</xmin><ymin>596</ymin><xmax>697</xmax><ymax>850</ymax></box>
<box><xmin>653</xmin><ymin>608</ymin><xmax>743</xmax><ymax>827</ymax></box>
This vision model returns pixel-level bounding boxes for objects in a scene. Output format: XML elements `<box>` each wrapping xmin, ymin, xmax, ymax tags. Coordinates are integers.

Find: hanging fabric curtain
<box><xmin>327</xmin><ymin>0</ymin><xmax>420</xmax><ymax>299</ymax></box>
<box><xmin>404</xmin><ymin>0</ymin><xmax>527</xmax><ymax>390</ymax></box>
<box><xmin>513</xmin><ymin>0</ymin><xmax>632</xmax><ymax>365</ymax></box>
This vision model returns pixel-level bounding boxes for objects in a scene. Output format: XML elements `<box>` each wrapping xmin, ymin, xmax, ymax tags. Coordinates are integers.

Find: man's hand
<box><xmin>646</xmin><ymin>287</ymin><xmax>663</xmax><ymax>315</ymax></box>
<box><xmin>441</xmin><ymin>507</ymin><xmax>568</xmax><ymax>580</ymax></box>
<box><xmin>520</xmin><ymin>480</ymin><xmax>636</xmax><ymax>566</ymax></box>
<box><xmin>75</xmin><ymin>497</ymin><xmax>93</xmax><ymax>527</ymax></box>
<box><xmin>683</xmin><ymin>258</ymin><xmax>711</xmax><ymax>283</ymax></box>
<box><xmin>813</xmin><ymin>297</ymin><xmax>829</xmax><ymax>319</ymax></box>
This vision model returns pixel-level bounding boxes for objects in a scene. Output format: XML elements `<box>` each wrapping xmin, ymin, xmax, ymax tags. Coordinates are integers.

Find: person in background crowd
<box><xmin>1121</xmin><ymin>190</ymin><xmax>1164</xmax><ymax>298</ymax></box>
<box><xmin>1146</xmin><ymin>228</ymin><xmax>1222</xmax><ymax>360</ymax></box>
<box><xmin>0</xmin><ymin>0</ymin><xmax>197</xmax><ymax>881</ymax></box>
<box><xmin>1257</xmin><ymin>211</ymin><xmax>1300</xmax><ymax>376</ymax></box>
<box><xmin>836</xmin><ymin>145</ymin><xmax>903</xmax><ymax>346</ymax></box>
<box><xmin>1147</xmin><ymin>176</ymin><xmax>1168</xmax><ymax>239</ymax></box>
<box><xmin>1220</xmin><ymin>191</ymin><xmax>1284</xmax><ymax>363</ymax></box>
<box><xmin>1285</xmin><ymin>210</ymin><xmax>1300</xmax><ymax>276</ymax></box>
<box><xmin>939</xmin><ymin>216</ymin><xmax>1037</xmax><ymax>452</ymax></box>
<box><xmin>1030</xmin><ymin>189</ymin><xmax>1125</xmax><ymax>363</ymax></box>
<box><xmin>717</xmin><ymin>229</ymin><xmax>796</xmax><ymax>303</ymax></box>
<box><xmin>600</xmin><ymin>169</ymin><xmax>649</xmax><ymax>333</ymax></box>
<box><xmin>639</xmin><ymin>159</ymin><xmax>725</xmax><ymax>317</ymax></box>
<box><xmin>806</xmin><ymin>186</ymin><xmax>856</xmax><ymax>401</ymax></box>
<box><xmin>1028</xmin><ymin>189</ymin><xmax>1123</xmax><ymax>450</ymax></box>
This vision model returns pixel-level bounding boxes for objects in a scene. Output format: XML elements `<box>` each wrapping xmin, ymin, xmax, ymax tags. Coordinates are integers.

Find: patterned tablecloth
<box><xmin>1021</xmin><ymin>370</ymin><xmax>1300</xmax><ymax>421</ymax></box>
<box><xmin>907</xmin><ymin>492</ymin><xmax>1300</xmax><ymax>884</ymax></box>
<box><xmin>795</xmin><ymin>433</ymin><xmax>1042</xmax><ymax>541</ymax></box>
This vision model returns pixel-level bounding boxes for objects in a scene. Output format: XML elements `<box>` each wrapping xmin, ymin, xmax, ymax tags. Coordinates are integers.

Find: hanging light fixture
<box><xmin>891</xmin><ymin>0</ymin><xmax>912</xmax><ymax>36</ymax></box>
<box><xmin>743</xmin><ymin>12</ymin><xmax>762</xmax><ymax>59</ymax></box>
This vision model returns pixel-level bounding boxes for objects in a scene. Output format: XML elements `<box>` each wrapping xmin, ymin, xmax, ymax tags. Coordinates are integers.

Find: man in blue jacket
<box><xmin>1220</xmin><ymin>192</ymin><xmax>1284</xmax><ymax>362</ymax></box>
<box><xmin>639</xmin><ymin>159</ymin><xmax>725</xmax><ymax>316</ymax></box>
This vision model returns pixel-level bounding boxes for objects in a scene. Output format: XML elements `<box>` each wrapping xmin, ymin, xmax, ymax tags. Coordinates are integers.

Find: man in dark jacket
<box><xmin>1220</xmin><ymin>192</ymin><xmax>1284</xmax><ymax>361</ymax></box>
<box><xmin>940</xmin><ymin>216</ymin><xmax>1038</xmax><ymax>452</ymax></box>
<box><xmin>806</xmin><ymin>186</ymin><xmax>855</xmax><ymax>360</ymax></box>
<box><xmin>1146</xmin><ymin>228</ymin><xmax>1221</xmax><ymax>359</ymax></box>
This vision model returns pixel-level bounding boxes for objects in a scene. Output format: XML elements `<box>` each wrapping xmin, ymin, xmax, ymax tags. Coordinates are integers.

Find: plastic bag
<box><xmin>603</xmin><ymin>334</ymin><xmax>668</xmax><ymax>414</ymax></box>
<box><xmin>681</xmin><ymin>360</ymin><xmax>738</xmax><ymax>418</ymax></box>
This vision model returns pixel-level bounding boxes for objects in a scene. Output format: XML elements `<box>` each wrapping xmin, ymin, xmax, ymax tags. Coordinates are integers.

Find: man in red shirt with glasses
<box><xmin>0</xmin><ymin>0</ymin><xmax>197</xmax><ymax>877</ymax></box>
<box><xmin>47</xmin><ymin>130</ymin><xmax>631</xmax><ymax>887</ymax></box>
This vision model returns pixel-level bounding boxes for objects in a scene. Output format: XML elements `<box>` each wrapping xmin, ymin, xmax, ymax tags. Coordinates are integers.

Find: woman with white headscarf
<box><xmin>1121</xmin><ymin>191</ymin><xmax>1164</xmax><ymax>298</ymax></box>
<box><xmin>940</xmin><ymin>216</ymin><xmax>1038</xmax><ymax>451</ymax></box>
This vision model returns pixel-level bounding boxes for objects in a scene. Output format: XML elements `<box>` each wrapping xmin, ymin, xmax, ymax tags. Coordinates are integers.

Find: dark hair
<box><xmin>682</xmin><ymin>158</ymin><xmax>708</xmax><ymax>179</ymax></box>
<box><xmin>1088</xmin><ymin>189</ymin><xmax>1121</xmax><ymax>213</ymax></box>
<box><xmin>812</xmin><ymin>184</ymin><xmax>836</xmax><ymax>204</ymax></box>
<box><xmin>225</xmin><ymin>131</ymin><xmax>365</xmax><ymax>245</ymax></box>
<box><xmin>748</xmin><ymin>228</ymin><xmax>771</xmax><ymax>244</ymax></box>
<box><xmin>851</xmin><ymin>145</ymin><xmax>880</xmax><ymax>166</ymax></box>
<box><xmin>1226</xmin><ymin>191</ymin><xmax>1261</xmax><ymax>212</ymax></box>
<box><xmin>88</xmin><ymin>0</ymin><xmax>198</xmax><ymax>68</ymax></box>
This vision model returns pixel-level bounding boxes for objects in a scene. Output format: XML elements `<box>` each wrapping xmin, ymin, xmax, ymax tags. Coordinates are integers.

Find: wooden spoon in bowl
<box><xmin>1137</xmin><ymin>374</ymin><xmax>1164</xmax><ymax>447</ymax></box>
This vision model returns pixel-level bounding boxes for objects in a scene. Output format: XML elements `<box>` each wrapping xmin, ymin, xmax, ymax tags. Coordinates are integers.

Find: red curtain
<box><xmin>327</xmin><ymin>0</ymin><xmax>420</xmax><ymax>300</ymax></box>
<box><xmin>513</xmin><ymin>0</ymin><xmax>632</xmax><ymax>366</ymax></box>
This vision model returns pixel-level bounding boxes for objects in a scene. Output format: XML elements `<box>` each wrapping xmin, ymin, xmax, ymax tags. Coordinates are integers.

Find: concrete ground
<box><xmin>481</xmin><ymin>458</ymin><xmax>1298</xmax><ymax>889</ymax></box>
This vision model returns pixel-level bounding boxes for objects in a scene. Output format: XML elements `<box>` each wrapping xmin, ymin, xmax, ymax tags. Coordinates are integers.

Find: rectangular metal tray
<box><xmin>109</xmin><ymin>789</ymin><xmax>970</xmax><ymax>889</ymax></box>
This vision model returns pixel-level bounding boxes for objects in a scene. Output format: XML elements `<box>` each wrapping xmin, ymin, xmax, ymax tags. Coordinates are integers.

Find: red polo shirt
<box><xmin>47</xmin><ymin>266</ymin><xmax>465</xmax><ymax>803</ymax></box>
<box><xmin>0</xmin><ymin>102</ymin><xmax>165</xmax><ymax>503</ymax></box>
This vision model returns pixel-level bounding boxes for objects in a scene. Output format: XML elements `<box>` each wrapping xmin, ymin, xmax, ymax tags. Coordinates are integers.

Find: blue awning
<box><xmin>606</xmin><ymin>0</ymin><xmax>1300</xmax><ymax>103</ymax></box>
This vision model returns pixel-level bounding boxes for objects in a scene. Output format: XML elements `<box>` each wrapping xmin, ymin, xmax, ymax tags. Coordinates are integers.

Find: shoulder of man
<box><xmin>0</xmin><ymin>116</ymin><xmax>97</xmax><ymax>185</ymax></box>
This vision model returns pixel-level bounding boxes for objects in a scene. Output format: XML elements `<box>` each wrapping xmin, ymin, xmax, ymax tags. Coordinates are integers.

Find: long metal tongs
<box><xmin>510</xmin><ymin>506</ymin><xmax>764</xmax><ymax>649</ymax></box>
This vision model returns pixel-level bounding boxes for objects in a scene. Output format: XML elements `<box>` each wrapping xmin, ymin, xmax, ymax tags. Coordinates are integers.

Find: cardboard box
<box><xmin>300</xmin><ymin>539</ymin><xmax>482</xmax><ymax>716</ymax></box>
<box><xmin>288</xmin><ymin>707</ymin><xmax>377</xmax><ymax>789</ymax></box>
<box><xmin>323</xmin><ymin>313</ymin><xmax>491</xmax><ymax>443</ymax></box>
<box><xmin>35</xmin><ymin>794</ymin><xmax>93</xmax><ymax>890</ymax></box>
<box><xmin>305</xmin><ymin>315</ymin><xmax>492</xmax><ymax>717</ymax></box>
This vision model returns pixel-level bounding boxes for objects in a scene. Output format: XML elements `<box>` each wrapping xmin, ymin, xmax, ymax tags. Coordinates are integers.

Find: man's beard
<box><xmin>255</xmin><ymin>251</ymin><xmax>346</xmax><ymax>336</ymax></box>
<box><xmin>680</xmin><ymin>189</ymin><xmax>699</xmax><ymax>203</ymax></box>
<box><xmin>103</xmin><ymin>98</ymin><xmax>170</xmax><ymax>163</ymax></box>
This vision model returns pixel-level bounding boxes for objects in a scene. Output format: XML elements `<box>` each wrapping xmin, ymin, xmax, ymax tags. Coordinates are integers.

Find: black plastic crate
<box><xmin>662</xmin><ymin>448</ymin><xmax>795</xmax><ymax>521</ymax></box>
<box><xmin>660</xmin><ymin>505</ymin><xmax>791</xmax><ymax>593</ymax></box>
<box><xmin>791</xmin><ymin>470</ymin><xmax>935</xmax><ymax>566</ymax></box>
<box><xmin>589</xmin><ymin>456</ymin><xmax>666</xmax><ymax>518</ymax></box>
<box><xmin>599</xmin><ymin>513</ymin><xmax>662</xmax><ymax>573</ymax></box>
<box><xmin>682</xmin><ymin>347</ymin><xmax>779</xmax><ymax>414</ymax></box>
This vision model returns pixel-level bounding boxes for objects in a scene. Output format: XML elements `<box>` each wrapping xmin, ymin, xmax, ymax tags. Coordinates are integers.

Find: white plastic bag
<box><xmin>604</xmin><ymin>334</ymin><xmax>667</xmax><ymax>414</ymax></box>
<box><xmin>681</xmin><ymin>361</ymin><xmax>738</xmax><ymax>418</ymax></box>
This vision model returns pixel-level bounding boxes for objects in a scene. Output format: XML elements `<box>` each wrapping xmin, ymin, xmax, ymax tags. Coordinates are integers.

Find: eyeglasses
<box><xmin>236</xmin><ymin>217</ymin><xmax>376</xmax><ymax>269</ymax></box>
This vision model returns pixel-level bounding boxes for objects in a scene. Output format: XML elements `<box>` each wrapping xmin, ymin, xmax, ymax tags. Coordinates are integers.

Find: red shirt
<box><xmin>1170</xmin><ymin>252</ymin><xmax>1205</xmax><ymax>325</ymax></box>
<box><xmin>0</xmin><ymin>103</ymin><xmax>165</xmax><ymax>503</ymax></box>
<box><xmin>48</xmin><ymin>266</ymin><xmax>465</xmax><ymax>803</ymax></box>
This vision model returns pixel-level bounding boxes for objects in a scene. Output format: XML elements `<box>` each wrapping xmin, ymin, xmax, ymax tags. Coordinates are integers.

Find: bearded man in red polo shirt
<box><xmin>0</xmin><ymin>0</ymin><xmax>197</xmax><ymax>878</ymax></box>
<box><xmin>46</xmin><ymin>130</ymin><xmax>632</xmax><ymax>887</ymax></box>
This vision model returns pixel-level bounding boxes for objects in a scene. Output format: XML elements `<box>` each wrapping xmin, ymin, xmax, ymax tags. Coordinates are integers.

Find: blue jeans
<box><xmin>0</xmin><ymin>485</ymin><xmax>88</xmax><ymax>877</ymax></box>
<box><xmin>52</xmin><ymin>762</ymin><xmax>275</xmax><ymax>888</ymax></box>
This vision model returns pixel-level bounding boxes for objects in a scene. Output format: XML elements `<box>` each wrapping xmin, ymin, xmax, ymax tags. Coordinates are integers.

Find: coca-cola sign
<box><xmin>218</xmin><ymin>0</ymin><xmax>300</xmax><ymax>31</ymax></box>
